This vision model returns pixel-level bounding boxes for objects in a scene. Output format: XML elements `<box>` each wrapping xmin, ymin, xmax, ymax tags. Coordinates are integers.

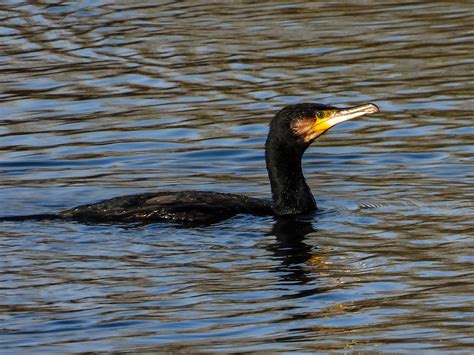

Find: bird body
<box><xmin>59</xmin><ymin>191</ymin><xmax>272</xmax><ymax>225</ymax></box>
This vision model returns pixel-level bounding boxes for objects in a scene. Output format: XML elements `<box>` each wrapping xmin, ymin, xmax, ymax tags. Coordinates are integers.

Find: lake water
<box><xmin>0</xmin><ymin>1</ymin><xmax>473</xmax><ymax>352</ymax></box>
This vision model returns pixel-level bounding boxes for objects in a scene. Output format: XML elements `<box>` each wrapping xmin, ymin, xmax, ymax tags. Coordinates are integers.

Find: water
<box><xmin>1</xmin><ymin>1</ymin><xmax>473</xmax><ymax>352</ymax></box>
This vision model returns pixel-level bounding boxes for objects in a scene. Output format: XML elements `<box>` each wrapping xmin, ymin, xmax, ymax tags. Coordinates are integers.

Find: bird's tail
<box><xmin>0</xmin><ymin>214</ymin><xmax>61</xmax><ymax>222</ymax></box>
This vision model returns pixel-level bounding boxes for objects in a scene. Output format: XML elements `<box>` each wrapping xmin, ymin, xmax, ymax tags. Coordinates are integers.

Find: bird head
<box><xmin>269</xmin><ymin>102</ymin><xmax>379</xmax><ymax>150</ymax></box>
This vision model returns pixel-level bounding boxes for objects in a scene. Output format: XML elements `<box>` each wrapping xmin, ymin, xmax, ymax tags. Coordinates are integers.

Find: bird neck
<box><xmin>265</xmin><ymin>139</ymin><xmax>316</xmax><ymax>216</ymax></box>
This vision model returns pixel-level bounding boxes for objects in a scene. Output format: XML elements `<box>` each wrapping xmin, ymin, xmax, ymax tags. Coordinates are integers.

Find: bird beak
<box><xmin>313</xmin><ymin>103</ymin><xmax>379</xmax><ymax>138</ymax></box>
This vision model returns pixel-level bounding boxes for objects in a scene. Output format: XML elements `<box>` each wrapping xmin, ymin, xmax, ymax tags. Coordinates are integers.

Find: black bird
<box><xmin>1</xmin><ymin>103</ymin><xmax>379</xmax><ymax>225</ymax></box>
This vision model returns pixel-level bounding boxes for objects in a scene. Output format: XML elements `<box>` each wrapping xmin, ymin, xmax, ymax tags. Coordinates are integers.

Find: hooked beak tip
<box><xmin>366</xmin><ymin>103</ymin><xmax>380</xmax><ymax>114</ymax></box>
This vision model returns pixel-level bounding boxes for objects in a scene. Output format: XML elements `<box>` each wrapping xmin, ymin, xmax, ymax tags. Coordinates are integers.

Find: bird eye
<box><xmin>316</xmin><ymin>110</ymin><xmax>331</xmax><ymax>120</ymax></box>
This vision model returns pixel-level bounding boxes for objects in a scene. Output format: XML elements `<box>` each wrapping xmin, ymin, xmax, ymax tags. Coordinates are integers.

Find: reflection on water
<box><xmin>270</xmin><ymin>218</ymin><xmax>318</xmax><ymax>285</ymax></box>
<box><xmin>0</xmin><ymin>0</ymin><xmax>473</xmax><ymax>352</ymax></box>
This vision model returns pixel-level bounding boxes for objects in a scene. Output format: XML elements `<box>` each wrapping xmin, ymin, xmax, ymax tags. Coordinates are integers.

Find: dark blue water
<box><xmin>1</xmin><ymin>1</ymin><xmax>473</xmax><ymax>352</ymax></box>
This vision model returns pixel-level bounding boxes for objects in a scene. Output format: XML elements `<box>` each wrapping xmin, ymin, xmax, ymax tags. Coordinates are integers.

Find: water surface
<box><xmin>0</xmin><ymin>1</ymin><xmax>473</xmax><ymax>352</ymax></box>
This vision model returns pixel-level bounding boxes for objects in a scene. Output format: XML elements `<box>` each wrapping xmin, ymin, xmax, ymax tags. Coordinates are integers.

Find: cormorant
<box><xmin>1</xmin><ymin>103</ymin><xmax>379</xmax><ymax>225</ymax></box>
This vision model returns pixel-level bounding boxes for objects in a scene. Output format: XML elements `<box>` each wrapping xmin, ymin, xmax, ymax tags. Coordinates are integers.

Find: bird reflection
<box><xmin>268</xmin><ymin>216</ymin><xmax>320</xmax><ymax>285</ymax></box>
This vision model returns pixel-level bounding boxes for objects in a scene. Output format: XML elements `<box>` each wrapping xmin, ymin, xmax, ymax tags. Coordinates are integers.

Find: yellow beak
<box><xmin>313</xmin><ymin>103</ymin><xmax>379</xmax><ymax>138</ymax></box>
